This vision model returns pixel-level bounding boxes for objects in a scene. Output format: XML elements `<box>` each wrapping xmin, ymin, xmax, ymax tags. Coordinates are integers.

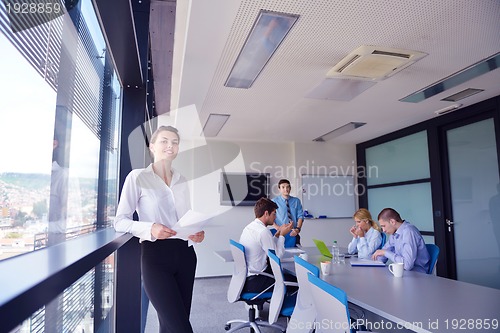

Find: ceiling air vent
<box><xmin>327</xmin><ymin>45</ymin><xmax>427</xmax><ymax>81</ymax></box>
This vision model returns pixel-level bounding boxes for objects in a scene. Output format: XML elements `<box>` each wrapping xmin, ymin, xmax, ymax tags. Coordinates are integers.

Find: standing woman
<box><xmin>347</xmin><ymin>208</ymin><xmax>382</xmax><ymax>259</ymax></box>
<box><xmin>114</xmin><ymin>125</ymin><xmax>204</xmax><ymax>332</ymax></box>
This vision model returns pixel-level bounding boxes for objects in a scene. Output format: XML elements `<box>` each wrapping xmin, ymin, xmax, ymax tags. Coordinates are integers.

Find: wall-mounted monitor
<box><xmin>220</xmin><ymin>172</ymin><xmax>270</xmax><ymax>206</ymax></box>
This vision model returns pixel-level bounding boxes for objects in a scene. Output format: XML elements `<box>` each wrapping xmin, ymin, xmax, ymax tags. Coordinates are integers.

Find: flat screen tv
<box><xmin>220</xmin><ymin>172</ymin><xmax>270</xmax><ymax>206</ymax></box>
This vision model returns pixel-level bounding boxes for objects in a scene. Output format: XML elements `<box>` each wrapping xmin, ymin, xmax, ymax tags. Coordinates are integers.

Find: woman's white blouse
<box><xmin>347</xmin><ymin>227</ymin><xmax>382</xmax><ymax>259</ymax></box>
<box><xmin>114</xmin><ymin>164</ymin><xmax>190</xmax><ymax>242</ymax></box>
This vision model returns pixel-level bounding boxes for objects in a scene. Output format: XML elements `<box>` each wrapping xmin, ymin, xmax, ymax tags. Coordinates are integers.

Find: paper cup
<box><xmin>321</xmin><ymin>261</ymin><xmax>331</xmax><ymax>275</ymax></box>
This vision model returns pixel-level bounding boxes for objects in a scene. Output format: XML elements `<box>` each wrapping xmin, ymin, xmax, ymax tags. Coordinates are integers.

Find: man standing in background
<box><xmin>272</xmin><ymin>179</ymin><xmax>304</xmax><ymax>247</ymax></box>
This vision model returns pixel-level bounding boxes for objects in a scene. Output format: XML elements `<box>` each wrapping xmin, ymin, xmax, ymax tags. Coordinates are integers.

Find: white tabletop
<box><xmin>216</xmin><ymin>246</ymin><xmax>500</xmax><ymax>332</ymax></box>
<box><xmin>305</xmin><ymin>248</ymin><xmax>500</xmax><ymax>333</ymax></box>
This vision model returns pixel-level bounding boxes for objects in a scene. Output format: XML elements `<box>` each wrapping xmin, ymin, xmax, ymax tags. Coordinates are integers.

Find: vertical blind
<box><xmin>0</xmin><ymin>1</ymin><xmax>113</xmax><ymax>149</ymax></box>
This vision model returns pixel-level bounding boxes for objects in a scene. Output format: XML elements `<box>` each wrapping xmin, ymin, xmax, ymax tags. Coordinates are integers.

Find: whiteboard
<box><xmin>301</xmin><ymin>174</ymin><xmax>356</xmax><ymax>218</ymax></box>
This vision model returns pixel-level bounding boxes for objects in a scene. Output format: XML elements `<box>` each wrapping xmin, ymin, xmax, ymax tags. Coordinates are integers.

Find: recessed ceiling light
<box><xmin>441</xmin><ymin>88</ymin><xmax>484</xmax><ymax>102</ymax></box>
<box><xmin>400</xmin><ymin>52</ymin><xmax>499</xmax><ymax>103</ymax></box>
<box><xmin>313</xmin><ymin>122</ymin><xmax>366</xmax><ymax>142</ymax></box>
<box><xmin>202</xmin><ymin>114</ymin><xmax>230</xmax><ymax>137</ymax></box>
<box><xmin>225</xmin><ymin>10</ymin><xmax>299</xmax><ymax>89</ymax></box>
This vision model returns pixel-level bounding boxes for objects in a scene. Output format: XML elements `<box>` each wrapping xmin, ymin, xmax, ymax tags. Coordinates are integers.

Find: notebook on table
<box><xmin>350</xmin><ymin>258</ymin><xmax>386</xmax><ymax>267</ymax></box>
<box><xmin>282</xmin><ymin>247</ymin><xmax>306</xmax><ymax>262</ymax></box>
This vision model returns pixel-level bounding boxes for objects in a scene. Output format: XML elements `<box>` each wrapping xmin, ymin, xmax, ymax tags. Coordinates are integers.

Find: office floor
<box><xmin>144</xmin><ymin>276</ymin><xmax>288</xmax><ymax>332</ymax></box>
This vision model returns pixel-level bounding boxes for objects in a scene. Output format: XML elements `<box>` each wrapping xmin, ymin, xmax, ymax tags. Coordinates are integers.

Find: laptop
<box><xmin>313</xmin><ymin>239</ymin><xmax>356</xmax><ymax>259</ymax></box>
<box><xmin>313</xmin><ymin>239</ymin><xmax>333</xmax><ymax>258</ymax></box>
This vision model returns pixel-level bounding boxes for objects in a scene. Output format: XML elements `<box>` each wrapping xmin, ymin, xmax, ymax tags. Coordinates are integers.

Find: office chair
<box><xmin>307</xmin><ymin>273</ymin><xmax>373</xmax><ymax>333</ymax></box>
<box><xmin>225</xmin><ymin>239</ymin><xmax>282</xmax><ymax>333</ymax></box>
<box><xmin>426</xmin><ymin>243</ymin><xmax>440</xmax><ymax>275</ymax></box>
<box><xmin>287</xmin><ymin>255</ymin><xmax>320</xmax><ymax>333</ymax></box>
<box><xmin>378</xmin><ymin>232</ymin><xmax>387</xmax><ymax>249</ymax></box>
<box><xmin>270</xmin><ymin>228</ymin><xmax>296</xmax><ymax>248</ymax></box>
<box><xmin>267</xmin><ymin>250</ymin><xmax>298</xmax><ymax>331</ymax></box>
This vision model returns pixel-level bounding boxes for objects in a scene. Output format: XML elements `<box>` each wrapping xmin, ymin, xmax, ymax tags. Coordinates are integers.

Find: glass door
<box><xmin>444</xmin><ymin>117</ymin><xmax>500</xmax><ymax>289</ymax></box>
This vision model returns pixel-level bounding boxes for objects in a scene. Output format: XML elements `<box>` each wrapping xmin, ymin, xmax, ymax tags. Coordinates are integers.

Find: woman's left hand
<box><xmin>189</xmin><ymin>230</ymin><xmax>205</xmax><ymax>243</ymax></box>
<box><xmin>355</xmin><ymin>227</ymin><xmax>365</xmax><ymax>238</ymax></box>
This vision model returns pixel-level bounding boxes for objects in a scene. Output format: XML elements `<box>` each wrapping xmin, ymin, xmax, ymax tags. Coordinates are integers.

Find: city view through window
<box><xmin>0</xmin><ymin>1</ymin><xmax>119</xmax><ymax>262</ymax></box>
<box><xmin>1</xmin><ymin>1</ymin><xmax>121</xmax><ymax>331</ymax></box>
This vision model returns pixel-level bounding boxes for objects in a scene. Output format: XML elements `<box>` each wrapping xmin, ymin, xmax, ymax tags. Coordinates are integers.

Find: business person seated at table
<box><xmin>347</xmin><ymin>208</ymin><xmax>382</xmax><ymax>259</ymax></box>
<box><xmin>239</xmin><ymin>197</ymin><xmax>294</xmax><ymax>293</ymax></box>
<box><xmin>372</xmin><ymin>208</ymin><xmax>430</xmax><ymax>273</ymax></box>
<box><xmin>272</xmin><ymin>179</ymin><xmax>304</xmax><ymax>247</ymax></box>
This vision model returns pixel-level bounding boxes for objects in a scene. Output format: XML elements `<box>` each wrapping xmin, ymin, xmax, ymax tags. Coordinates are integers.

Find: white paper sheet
<box><xmin>171</xmin><ymin>210</ymin><xmax>213</xmax><ymax>241</ymax></box>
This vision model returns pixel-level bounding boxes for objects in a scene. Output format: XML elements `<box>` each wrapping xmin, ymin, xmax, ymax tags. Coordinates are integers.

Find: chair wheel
<box><xmin>224</xmin><ymin>324</ymin><xmax>231</xmax><ymax>331</ymax></box>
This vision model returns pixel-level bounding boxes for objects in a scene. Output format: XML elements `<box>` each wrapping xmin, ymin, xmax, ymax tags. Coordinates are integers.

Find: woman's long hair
<box><xmin>353</xmin><ymin>208</ymin><xmax>381</xmax><ymax>232</ymax></box>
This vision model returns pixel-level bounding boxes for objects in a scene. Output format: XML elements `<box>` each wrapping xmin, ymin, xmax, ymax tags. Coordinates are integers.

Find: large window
<box><xmin>0</xmin><ymin>1</ymin><xmax>121</xmax><ymax>330</ymax></box>
<box><xmin>0</xmin><ymin>0</ymin><xmax>121</xmax><ymax>261</ymax></box>
<box><xmin>364</xmin><ymin>131</ymin><xmax>435</xmax><ymax>242</ymax></box>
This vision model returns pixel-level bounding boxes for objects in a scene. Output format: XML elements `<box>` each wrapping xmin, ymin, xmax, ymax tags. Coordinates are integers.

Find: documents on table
<box><xmin>171</xmin><ymin>210</ymin><xmax>213</xmax><ymax>241</ymax></box>
<box><xmin>281</xmin><ymin>247</ymin><xmax>306</xmax><ymax>262</ymax></box>
<box><xmin>285</xmin><ymin>247</ymin><xmax>306</xmax><ymax>254</ymax></box>
<box><xmin>350</xmin><ymin>258</ymin><xmax>386</xmax><ymax>267</ymax></box>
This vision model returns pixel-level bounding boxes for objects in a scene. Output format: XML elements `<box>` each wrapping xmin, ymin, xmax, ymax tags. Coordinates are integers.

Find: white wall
<box><xmin>188</xmin><ymin>139</ymin><xmax>357</xmax><ymax>277</ymax></box>
<box><xmin>293</xmin><ymin>142</ymin><xmax>359</xmax><ymax>248</ymax></box>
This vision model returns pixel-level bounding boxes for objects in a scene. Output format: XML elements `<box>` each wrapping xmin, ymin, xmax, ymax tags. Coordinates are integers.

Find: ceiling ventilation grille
<box><xmin>327</xmin><ymin>45</ymin><xmax>427</xmax><ymax>81</ymax></box>
<box><xmin>371</xmin><ymin>50</ymin><xmax>411</xmax><ymax>58</ymax></box>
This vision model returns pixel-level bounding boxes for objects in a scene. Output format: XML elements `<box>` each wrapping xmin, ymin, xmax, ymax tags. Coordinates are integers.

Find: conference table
<box><xmin>216</xmin><ymin>246</ymin><xmax>500</xmax><ymax>333</ymax></box>
<box><xmin>298</xmin><ymin>247</ymin><xmax>500</xmax><ymax>333</ymax></box>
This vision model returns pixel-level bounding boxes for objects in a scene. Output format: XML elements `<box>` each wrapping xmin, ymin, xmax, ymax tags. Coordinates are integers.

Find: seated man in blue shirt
<box><xmin>372</xmin><ymin>208</ymin><xmax>430</xmax><ymax>273</ymax></box>
<box><xmin>272</xmin><ymin>179</ymin><xmax>304</xmax><ymax>247</ymax></box>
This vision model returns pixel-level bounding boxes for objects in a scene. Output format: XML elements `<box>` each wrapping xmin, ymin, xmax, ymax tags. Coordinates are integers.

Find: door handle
<box><xmin>446</xmin><ymin>219</ymin><xmax>454</xmax><ymax>232</ymax></box>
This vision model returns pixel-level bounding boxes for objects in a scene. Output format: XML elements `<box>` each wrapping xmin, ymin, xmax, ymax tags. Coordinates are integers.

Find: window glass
<box><xmin>0</xmin><ymin>0</ymin><xmax>121</xmax><ymax>260</ymax></box>
<box><xmin>0</xmin><ymin>34</ymin><xmax>56</xmax><ymax>258</ymax></box>
<box><xmin>366</xmin><ymin>131</ymin><xmax>430</xmax><ymax>186</ymax></box>
<box><xmin>67</xmin><ymin>114</ymin><xmax>100</xmax><ymax>229</ymax></box>
<box><xmin>447</xmin><ymin>118</ymin><xmax>500</xmax><ymax>289</ymax></box>
<box><xmin>367</xmin><ymin>182</ymin><xmax>434</xmax><ymax>232</ymax></box>
<box><xmin>9</xmin><ymin>254</ymin><xmax>115</xmax><ymax>333</ymax></box>
<box><xmin>423</xmin><ymin>235</ymin><xmax>435</xmax><ymax>245</ymax></box>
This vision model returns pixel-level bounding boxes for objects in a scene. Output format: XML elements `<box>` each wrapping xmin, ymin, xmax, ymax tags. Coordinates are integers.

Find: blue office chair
<box><xmin>267</xmin><ymin>250</ymin><xmax>298</xmax><ymax>331</ymax></box>
<box><xmin>378</xmin><ymin>232</ymin><xmax>387</xmax><ymax>249</ymax></box>
<box><xmin>287</xmin><ymin>255</ymin><xmax>320</xmax><ymax>333</ymax></box>
<box><xmin>225</xmin><ymin>239</ymin><xmax>282</xmax><ymax>332</ymax></box>
<box><xmin>307</xmin><ymin>273</ymin><xmax>373</xmax><ymax>333</ymax></box>
<box><xmin>426</xmin><ymin>243</ymin><xmax>440</xmax><ymax>275</ymax></box>
<box><xmin>270</xmin><ymin>227</ymin><xmax>296</xmax><ymax>248</ymax></box>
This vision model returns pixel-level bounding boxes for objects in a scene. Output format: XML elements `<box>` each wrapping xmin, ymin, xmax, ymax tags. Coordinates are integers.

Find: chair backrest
<box><xmin>270</xmin><ymin>228</ymin><xmax>296</xmax><ymax>247</ymax></box>
<box><xmin>308</xmin><ymin>273</ymin><xmax>350</xmax><ymax>333</ymax></box>
<box><xmin>426</xmin><ymin>243</ymin><xmax>440</xmax><ymax>275</ymax></box>
<box><xmin>288</xmin><ymin>256</ymin><xmax>320</xmax><ymax>333</ymax></box>
<box><xmin>268</xmin><ymin>249</ymin><xmax>286</xmax><ymax>324</ymax></box>
<box><xmin>227</xmin><ymin>239</ymin><xmax>247</xmax><ymax>303</ymax></box>
<box><xmin>378</xmin><ymin>232</ymin><xmax>387</xmax><ymax>249</ymax></box>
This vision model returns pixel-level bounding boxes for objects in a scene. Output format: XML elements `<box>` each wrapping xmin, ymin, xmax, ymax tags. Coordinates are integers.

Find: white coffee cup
<box><xmin>299</xmin><ymin>253</ymin><xmax>309</xmax><ymax>261</ymax></box>
<box><xmin>320</xmin><ymin>261</ymin><xmax>331</xmax><ymax>275</ymax></box>
<box><xmin>388</xmin><ymin>262</ymin><xmax>404</xmax><ymax>277</ymax></box>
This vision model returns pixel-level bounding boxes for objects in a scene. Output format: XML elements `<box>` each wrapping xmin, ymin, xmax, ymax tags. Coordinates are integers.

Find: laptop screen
<box><xmin>313</xmin><ymin>239</ymin><xmax>332</xmax><ymax>258</ymax></box>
